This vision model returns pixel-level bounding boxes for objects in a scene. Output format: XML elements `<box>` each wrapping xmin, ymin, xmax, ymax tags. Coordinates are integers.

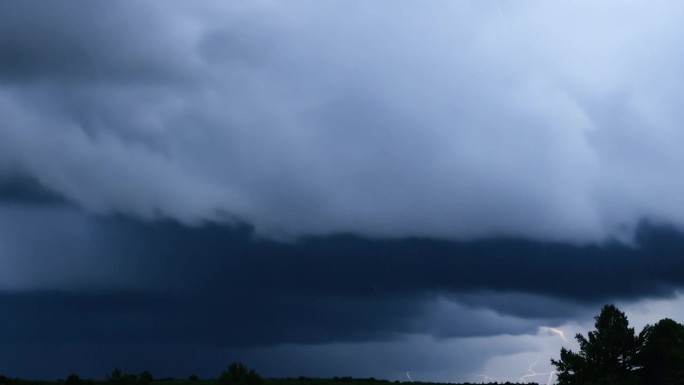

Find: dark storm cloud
<box><xmin>0</xmin><ymin>290</ymin><xmax>424</xmax><ymax>347</ymax></box>
<box><xmin>0</xmin><ymin>1</ymin><xmax>195</xmax><ymax>84</ymax></box>
<box><xmin>0</xmin><ymin>176</ymin><xmax>67</xmax><ymax>205</ymax></box>
<box><xmin>3</xmin><ymin>213</ymin><xmax>684</xmax><ymax>350</ymax></box>
<box><xmin>112</xmin><ymin>219</ymin><xmax>683</xmax><ymax>306</ymax></box>
<box><xmin>2</xmin><ymin>1</ymin><xmax>684</xmax><ymax>242</ymax></box>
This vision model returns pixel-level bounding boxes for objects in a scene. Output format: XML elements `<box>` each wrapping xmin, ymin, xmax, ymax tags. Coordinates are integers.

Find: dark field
<box><xmin>0</xmin><ymin>376</ymin><xmax>537</xmax><ymax>385</ymax></box>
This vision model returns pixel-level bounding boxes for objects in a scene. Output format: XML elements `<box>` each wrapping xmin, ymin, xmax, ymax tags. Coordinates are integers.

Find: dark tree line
<box><xmin>219</xmin><ymin>363</ymin><xmax>263</xmax><ymax>385</ymax></box>
<box><xmin>102</xmin><ymin>363</ymin><xmax>262</xmax><ymax>385</ymax></box>
<box><xmin>106</xmin><ymin>369</ymin><xmax>155</xmax><ymax>385</ymax></box>
<box><xmin>0</xmin><ymin>363</ymin><xmax>259</xmax><ymax>385</ymax></box>
<box><xmin>551</xmin><ymin>304</ymin><xmax>684</xmax><ymax>385</ymax></box>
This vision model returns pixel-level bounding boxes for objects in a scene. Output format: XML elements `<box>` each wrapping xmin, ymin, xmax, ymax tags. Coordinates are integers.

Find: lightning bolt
<box><xmin>405</xmin><ymin>372</ymin><xmax>412</xmax><ymax>382</ymax></box>
<box><xmin>518</xmin><ymin>359</ymin><xmax>556</xmax><ymax>384</ymax></box>
<box><xmin>473</xmin><ymin>374</ymin><xmax>499</xmax><ymax>383</ymax></box>
<box><xmin>540</xmin><ymin>326</ymin><xmax>568</xmax><ymax>342</ymax></box>
<box><xmin>549</xmin><ymin>327</ymin><xmax>568</xmax><ymax>342</ymax></box>
<box><xmin>516</xmin><ymin>327</ymin><xmax>565</xmax><ymax>384</ymax></box>
<box><xmin>546</xmin><ymin>371</ymin><xmax>557</xmax><ymax>385</ymax></box>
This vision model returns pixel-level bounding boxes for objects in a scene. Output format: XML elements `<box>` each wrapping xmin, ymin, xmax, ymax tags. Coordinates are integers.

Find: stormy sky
<box><xmin>3</xmin><ymin>0</ymin><xmax>684</xmax><ymax>382</ymax></box>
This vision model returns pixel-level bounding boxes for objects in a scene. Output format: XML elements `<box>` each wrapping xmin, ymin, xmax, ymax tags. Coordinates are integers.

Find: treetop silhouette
<box><xmin>552</xmin><ymin>304</ymin><xmax>684</xmax><ymax>385</ymax></box>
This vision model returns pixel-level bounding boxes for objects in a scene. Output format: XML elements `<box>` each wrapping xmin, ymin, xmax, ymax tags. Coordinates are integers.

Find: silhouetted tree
<box><xmin>137</xmin><ymin>371</ymin><xmax>153</xmax><ymax>385</ymax></box>
<box><xmin>188</xmin><ymin>375</ymin><xmax>199</xmax><ymax>382</ymax></box>
<box><xmin>219</xmin><ymin>363</ymin><xmax>263</xmax><ymax>385</ymax></box>
<box><xmin>551</xmin><ymin>304</ymin><xmax>641</xmax><ymax>385</ymax></box>
<box><xmin>638</xmin><ymin>318</ymin><xmax>684</xmax><ymax>385</ymax></box>
<box><xmin>64</xmin><ymin>374</ymin><xmax>82</xmax><ymax>385</ymax></box>
<box><xmin>106</xmin><ymin>368</ymin><xmax>141</xmax><ymax>385</ymax></box>
<box><xmin>107</xmin><ymin>368</ymin><xmax>124</xmax><ymax>385</ymax></box>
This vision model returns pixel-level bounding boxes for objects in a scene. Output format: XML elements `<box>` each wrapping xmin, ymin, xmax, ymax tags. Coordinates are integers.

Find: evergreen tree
<box><xmin>639</xmin><ymin>318</ymin><xmax>684</xmax><ymax>385</ymax></box>
<box><xmin>551</xmin><ymin>304</ymin><xmax>641</xmax><ymax>385</ymax></box>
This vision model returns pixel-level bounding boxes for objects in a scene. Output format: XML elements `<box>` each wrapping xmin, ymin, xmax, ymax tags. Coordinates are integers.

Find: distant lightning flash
<box><xmin>550</xmin><ymin>327</ymin><xmax>568</xmax><ymax>342</ymax></box>
<box><xmin>473</xmin><ymin>374</ymin><xmax>498</xmax><ymax>383</ymax></box>
<box><xmin>546</xmin><ymin>371</ymin><xmax>557</xmax><ymax>385</ymax></box>
<box><xmin>540</xmin><ymin>326</ymin><xmax>568</xmax><ymax>342</ymax></box>
<box><xmin>515</xmin><ymin>325</ymin><xmax>564</xmax><ymax>384</ymax></box>
<box><xmin>519</xmin><ymin>359</ymin><xmax>557</xmax><ymax>384</ymax></box>
<box><xmin>405</xmin><ymin>372</ymin><xmax>412</xmax><ymax>382</ymax></box>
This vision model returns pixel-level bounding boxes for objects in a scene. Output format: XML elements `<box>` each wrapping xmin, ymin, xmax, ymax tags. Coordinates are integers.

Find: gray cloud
<box><xmin>0</xmin><ymin>207</ymin><xmax>682</xmax><ymax>347</ymax></box>
<box><xmin>1</xmin><ymin>1</ymin><xmax>684</xmax><ymax>242</ymax></box>
<box><xmin>0</xmin><ymin>1</ymin><xmax>197</xmax><ymax>84</ymax></box>
<box><xmin>0</xmin><ymin>175</ymin><xmax>66</xmax><ymax>206</ymax></box>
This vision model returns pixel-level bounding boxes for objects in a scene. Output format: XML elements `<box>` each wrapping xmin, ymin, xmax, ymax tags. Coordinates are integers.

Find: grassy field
<box><xmin>2</xmin><ymin>377</ymin><xmax>537</xmax><ymax>385</ymax></box>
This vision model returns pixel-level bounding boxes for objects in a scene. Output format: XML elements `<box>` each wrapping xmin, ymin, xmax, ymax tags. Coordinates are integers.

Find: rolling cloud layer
<box><xmin>2</xmin><ymin>1</ymin><xmax>684</xmax><ymax>242</ymax></box>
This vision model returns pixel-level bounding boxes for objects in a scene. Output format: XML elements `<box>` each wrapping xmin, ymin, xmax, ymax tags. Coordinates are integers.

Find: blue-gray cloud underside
<box><xmin>2</xmin><ymin>216</ymin><xmax>682</xmax><ymax>348</ymax></box>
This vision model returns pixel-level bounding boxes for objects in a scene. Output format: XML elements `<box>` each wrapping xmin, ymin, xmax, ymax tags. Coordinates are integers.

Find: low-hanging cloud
<box><xmin>2</xmin><ymin>0</ymin><xmax>684</xmax><ymax>243</ymax></box>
